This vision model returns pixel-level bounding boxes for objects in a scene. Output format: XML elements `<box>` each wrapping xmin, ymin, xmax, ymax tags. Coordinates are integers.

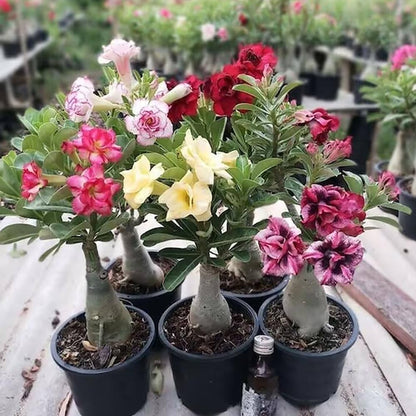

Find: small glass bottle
<box><xmin>241</xmin><ymin>335</ymin><xmax>278</xmax><ymax>416</ymax></box>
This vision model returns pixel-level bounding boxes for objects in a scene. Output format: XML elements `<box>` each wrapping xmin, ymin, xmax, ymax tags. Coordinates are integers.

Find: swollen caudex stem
<box><xmin>83</xmin><ymin>241</ymin><xmax>132</xmax><ymax>347</ymax></box>
<box><xmin>387</xmin><ymin>129</ymin><xmax>414</xmax><ymax>177</ymax></box>
<box><xmin>322</xmin><ymin>49</ymin><xmax>337</xmax><ymax>76</ymax></box>
<box><xmin>120</xmin><ymin>218</ymin><xmax>164</xmax><ymax>288</ymax></box>
<box><xmin>227</xmin><ymin>212</ymin><xmax>264</xmax><ymax>282</ymax></box>
<box><xmin>190</xmin><ymin>263</ymin><xmax>232</xmax><ymax>335</ymax></box>
<box><xmin>282</xmin><ymin>266</ymin><xmax>330</xmax><ymax>339</ymax></box>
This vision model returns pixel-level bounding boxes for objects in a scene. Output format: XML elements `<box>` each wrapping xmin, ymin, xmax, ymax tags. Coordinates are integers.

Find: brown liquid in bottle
<box><xmin>241</xmin><ymin>335</ymin><xmax>278</xmax><ymax>416</ymax></box>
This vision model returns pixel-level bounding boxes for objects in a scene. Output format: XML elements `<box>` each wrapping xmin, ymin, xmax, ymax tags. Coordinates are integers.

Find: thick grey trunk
<box><xmin>83</xmin><ymin>242</ymin><xmax>132</xmax><ymax>347</ymax></box>
<box><xmin>163</xmin><ymin>49</ymin><xmax>176</xmax><ymax>75</ymax></box>
<box><xmin>120</xmin><ymin>219</ymin><xmax>164</xmax><ymax>288</ymax></box>
<box><xmin>282</xmin><ymin>266</ymin><xmax>329</xmax><ymax>338</ymax></box>
<box><xmin>227</xmin><ymin>240</ymin><xmax>263</xmax><ymax>282</ymax></box>
<box><xmin>322</xmin><ymin>50</ymin><xmax>337</xmax><ymax>76</ymax></box>
<box><xmin>388</xmin><ymin>129</ymin><xmax>414</xmax><ymax>176</ymax></box>
<box><xmin>190</xmin><ymin>263</ymin><xmax>232</xmax><ymax>335</ymax></box>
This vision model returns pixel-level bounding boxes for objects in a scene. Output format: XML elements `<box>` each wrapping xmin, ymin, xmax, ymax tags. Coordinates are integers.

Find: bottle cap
<box><xmin>253</xmin><ymin>335</ymin><xmax>274</xmax><ymax>355</ymax></box>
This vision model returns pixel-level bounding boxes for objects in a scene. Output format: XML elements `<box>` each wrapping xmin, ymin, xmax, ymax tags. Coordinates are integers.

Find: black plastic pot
<box><xmin>36</xmin><ymin>29</ymin><xmax>49</xmax><ymax>43</ymax></box>
<box><xmin>108</xmin><ymin>254</ymin><xmax>181</xmax><ymax>330</ymax></box>
<box><xmin>315</xmin><ymin>74</ymin><xmax>340</xmax><ymax>101</ymax></box>
<box><xmin>259</xmin><ymin>294</ymin><xmax>359</xmax><ymax>407</ymax></box>
<box><xmin>3</xmin><ymin>41</ymin><xmax>21</xmax><ymax>58</ymax></box>
<box><xmin>221</xmin><ymin>275</ymin><xmax>289</xmax><ymax>312</ymax></box>
<box><xmin>353</xmin><ymin>44</ymin><xmax>371</xmax><ymax>59</ymax></box>
<box><xmin>375</xmin><ymin>160</ymin><xmax>401</xmax><ymax>217</ymax></box>
<box><xmin>300</xmin><ymin>72</ymin><xmax>316</xmax><ymax>96</ymax></box>
<box><xmin>288</xmin><ymin>80</ymin><xmax>305</xmax><ymax>105</ymax></box>
<box><xmin>51</xmin><ymin>306</ymin><xmax>155</xmax><ymax>416</ymax></box>
<box><xmin>375</xmin><ymin>47</ymin><xmax>388</xmax><ymax>62</ymax></box>
<box><xmin>353</xmin><ymin>77</ymin><xmax>375</xmax><ymax>104</ymax></box>
<box><xmin>159</xmin><ymin>296</ymin><xmax>259</xmax><ymax>415</ymax></box>
<box><xmin>398</xmin><ymin>177</ymin><xmax>416</xmax><ymax>240</ymax></box>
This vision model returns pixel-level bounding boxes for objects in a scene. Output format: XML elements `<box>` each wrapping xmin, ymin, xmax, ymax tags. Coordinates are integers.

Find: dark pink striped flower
<box><xmin>323</xmin><ymin>136</ymin><xmax>352</xmax><ymax>163</ymax></box>
<box><xmin>378</xmin><ymin>171</ymin><xmax>400</xmax><ymax>200</ymax></box>
<box><xmin>255</xmin><ymin>217</ymin><xmax>305</xmax><ymax>276</ymax></box>
<box><xmin>304</xmin><ymin>231</ymin><xmax>364</xmax><ymax>285</ymax></box>
<box><xmin>296</xmin><ymin>108</ymin><xmax>340</xmax><ymax>144</ymax></box>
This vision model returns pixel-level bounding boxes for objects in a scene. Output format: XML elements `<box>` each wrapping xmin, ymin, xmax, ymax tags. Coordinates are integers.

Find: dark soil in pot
<box><xmin>159</xmin><ymin>296</ymin><xmax>259</xmax><ymax>415</ymax></box>
<box><xmin>51</xmin><ymin>306</ymin><xmax>155</xmax><ymax>416</ymax></box>
<box><xmin>353</xmin><ymin>77</ymin><xmax>375</xmax><ymax>104</ymax></box>
<box><xmin>375</xmin><ymin>160</ymin><xmax>402</xmax><ymax>216</ymax></box>
<box><xmin>315</xmin><ymin>74</ymin><xmax>340</xmax><ymax>101</ymax></box>
<box><xmin>398</xmin><ymin>177</ymin><xmax>416</xmax><ymax>240</ymax></box>
<box><xmin>300</xmin><ymin>72</ymin><xmax>316</xmax><ymax>96</ymax></box>
<box><xmin>220</xmin><ymin>270</ymin><xmax>289</xmax><ymax>312</ymax></box>
<box><xmin>108</xmin><ymin>253</ymin><xmax>181</xmax><ymax>329</ymax></box>
<box><xmin>259</xmin><ymin>294</ymin><xmax>358</xmax><ymax>407</ymax></box>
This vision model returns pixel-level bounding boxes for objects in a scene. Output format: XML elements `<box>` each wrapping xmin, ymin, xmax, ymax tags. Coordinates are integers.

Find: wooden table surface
<box><xmin>0</xmin><ymin>203</ymin><xmax>415</xmax><ymax>416</ymax></box>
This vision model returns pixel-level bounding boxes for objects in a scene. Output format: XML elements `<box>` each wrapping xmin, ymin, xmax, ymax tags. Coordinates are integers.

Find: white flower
<box><xmin>201</xmin><ymin>23</ymin><xmax>216</xmax><ymax>42</ymax></box>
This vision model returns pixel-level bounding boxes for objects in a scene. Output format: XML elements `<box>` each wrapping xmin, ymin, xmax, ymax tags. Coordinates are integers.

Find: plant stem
<box><xmin>83</xmin><ymin>240</ymin><xmax>132</xmax><ymax>346</ymax></box>
<box><xmin>388</xmin><ymin>129</ymin><xmax>414</xmax><ymax>176</ymax></box>
<box><xmin>190</xmin><ymin>263</ymin><xmax>232</xmax><ymax>335</ymax></box>
<box><xmin>120</xmin><ymin>217</ymin><xmax>164</xmax><ymax>287</ymax></box>
<box><xmin>282</xmin><ymin>266</ymin><xmax>329</xmax><ymax>338</ymax></box>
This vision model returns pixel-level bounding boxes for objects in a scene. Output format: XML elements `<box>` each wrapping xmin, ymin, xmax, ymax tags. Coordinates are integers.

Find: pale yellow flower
<box><xmin>121</xmin><ymin>155</ymin><xmax>165</xmax><ymax>209</ymax></box>
<box><xmin>159</xmin><ymin>171</ymin><xmax>212</xmax><ymax>222</ymax></box>
<box><xmin>181</xmin><ymin>130</ymin><xmax>238</xmax><ymax>184</ymax></box>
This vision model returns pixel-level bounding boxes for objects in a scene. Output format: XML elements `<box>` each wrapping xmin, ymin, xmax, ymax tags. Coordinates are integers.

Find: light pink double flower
<box><xmin>125</xmin><ymin>99</ymin><xmax>173</xmax><ymax>146</ymax></box>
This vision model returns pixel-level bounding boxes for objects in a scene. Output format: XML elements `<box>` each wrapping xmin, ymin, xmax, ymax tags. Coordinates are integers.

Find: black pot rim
<box><xmin>107</xmin><ymin>255</ymin><xmax>179</xmax><ymax>301</ymax></box>
<box><xmin>50</xmin><ymin>305</ymin><xmax>155</xmax><ymax>375</ymax></box>
<box><xmin>158</xmin><ymin>295</ymin><xmax>259</xmax><ymax>361</ymax></box>
<box><xmin>316</xmin><ymin>74</ymin><xmax>340</xmax><ymax>80</ymax></box>
<box><xmin>258</xmin><ymin>293</ymin><xmax>359</xmax><ymax>358</ymax></box>
<box><xmin>221</xmin><ymin>274</ymin><xmax>289</xmax><ymax>300</ymax></box>
<box><xmin>398</xmin><ymin>176</ymin><xmax>415</xmax><ymax>198</ymax></box>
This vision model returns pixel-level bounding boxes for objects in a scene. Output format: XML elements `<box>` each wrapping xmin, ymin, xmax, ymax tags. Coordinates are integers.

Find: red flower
<box><xmin>296</xmin><ymin>108</ymin><xmax>340</xmax><ymax>144</ymax></box>
<box><xmin>235</xmin><ymin>43</ymin><xmax>278</xmax><ymax>79</ymax></box>
<box><xmin>0</xmin><ymin>0</ymin><xmax>11</xmax><ymax>13</ymax></box>
<box><xmin>238</xmin><ymin>13</ymin><xmax>248</xmax><ymax>26</ymax></box>
<box><xmin>62</xmin><ymin>125</ymin><xmax>122</xmax><ymax>165</ymax></box>
<box><xmin>255</xmin><ymin>217</ymin><xmax>305</xmax><ymax>276</ymax></box>
<box><xmin>301</xmin><ymin>184</ymin><xmax>366</xmax><ymax>237</ymax></box>
<box><xmin>203</xmin><ymin>64</ymin><xmax>253</xmax><ymax>117</ymax></box>
<box><xmin>304</xmin><ymin>231</ymin><xmax>364</xmax><ymax>286</ymax></box>
<box><xmin>378</xmin><ymin>171</ymin><xmax>400</xmax><ymax>200</ymax></box>
<box><xmin>21</xmin><ymin>161</ymin><xmax>48</xmax><ymax>201</ymax></box>
<box><xmin>67</xmin><ymin>165</ymin><xmax>121</xmax><ymax>216</ymax></box>
<box><xmin>322</xmin><ymin>136</ymin><xmax>352</xmax><ymax>163</ymax></box>
<box><xmin>167</xmin><ymin>75</ymin><xmax>202</xmax><ymax>123</ymax></box>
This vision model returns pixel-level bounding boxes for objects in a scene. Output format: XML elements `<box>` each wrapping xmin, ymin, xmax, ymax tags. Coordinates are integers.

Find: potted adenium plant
<box><xmin>363</xmin><ymin>45</ymin><xmax>416</xmax><ymax>236</ymax></box>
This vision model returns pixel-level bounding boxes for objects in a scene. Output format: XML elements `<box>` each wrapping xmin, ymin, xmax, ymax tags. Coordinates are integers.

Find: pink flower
<box><xmin>21</xmin><ymin>161</ymin><xmax>48</xmax><ymax>201</ymax></box>
<box><xmin>306</xmin><ymin>142</ymin><xmax>319</xmax><ymax>155</ymax></box>
<box><xmin>296</xmin><ymin>108</ymin><xmax>340</xmax><ymax>144</ymax></box>
<box><xmin>98</xmin><ymin>39</ymin><xmax>140</xmax><ymax>89</ymax></box>
<box><xmin>255</xmin><ymin>217</ymin><xmax>306</xmax><ymax>276</ymax></box>
<box><xmin>201</xmin><ymin>23</ymin><xmax>216</xmax><ymax>42</ymax></box>
<box><xmin>293</xmin><ymin>0</ymin><xmax>304</xmax><ymax>14</ymax></box>
<box><xmin>304</xmin><ymin>231</ymin><xmax>364</xmax><ymax>286</ymax></box>
<box><xmin>103</xmin><ymin>80</ymin><xmax>129</xmax><ymax>104</ymax></box>
<box><xmin>235</xmin><ymin>43</ymin><xmax>278</xmax><ymax>80</ymax></box>
<box><xmin>391</xmin><ymin>45</ymin><xmax>416</xmax><ymax>70</ymax></box>
<box><xmin>65</xmin><ymin>77</ymin><xmax>95</xmax><ymax>123</ymax></box>
<box><xmin>217</xmin><ymin>27</ymin><xmax>229</xmax><ymax>42</ymax></box>
<box><xmin>63</xmin><ymin>125</ymin><xmax>122</xmax><ymax>165</ymax></box>
<box><xmin>67</xmin><ymin>165</ymin><xmax>120</xmax><ymax>216</ymax></box>
<box><xmin>301</xmin><ymin>185</ymin><xmax>366</xmax><ymax>237</ymax></box>
<box><xmin>322</xmin><ymin>136</ymin><xmax>352</xmax><ymax>163</ymax></box>
<box><xmin>125</xmin><ymin>99</ymin><xmax>173</xmax><ymax>146</ymax></box>
<box><xmin>378</xmin><ymin>171</ymin><xmax>400</xmax><ymax>200</ymax></box>
<box><xmin>159</xmin><ymin>8</ymin><xmax>172</xmax><ymax>18</ymax></box>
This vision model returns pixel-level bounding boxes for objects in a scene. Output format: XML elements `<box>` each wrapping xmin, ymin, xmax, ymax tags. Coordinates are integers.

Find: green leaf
<box><xmin>0</xmin><ymin>224</ymin><xmax>40</xmax><ymax>244</ymax></box>
<box><xmin>344</xmin><ymin>175</ymin><xmax>363</xmax><ymax>194</ymax></box>
<box><xmin>43</xmin><ymin>151</ymin><xmax>65</xmax><ymax>171</ymax></box>
<box><xmin>49</xmin><ymin>186</ymin><xmax>72</xmax><ymax>203</ymax></box>
<box><xmin>163</xmin><ymin>256</ymin><xmax>202</xmax><ymax>291</ymax></box>
<box><xmin>158</xmin><ymin>247</ymin><xmax>199</xmax><ymax>259</ymax></box>
<box><xmin>11</xmin><ymin>137</ymin><xmax>23</xmax><ymax>152</ymax></box>
<box><xmin>14</xmin><ymin>153</ymin><xmax>33</xmax><ymax>169</ymax></box>
<box><xmin>53</xmin><ymin>127</ymin><xmax>78</xmax><ymax>148</ymax></box>
<box><xmin>97</xmin><ymin>212</ymin><xmax>130</xmax><ymax>235</ymax></box>
<box><xmin>208</xmin><ymin>227</ymin><xmax>258</xmax><ymax>248</ymax></box>
<box><xmin>367</xmin><ymin>215</ymin><xmax>400</xmax><ymax>228</ymax></box>
<box><xmin>251</xmin><ymin>158</ymin><xmax>281</xmax><ymax>179</ymax></box>
<box><xmin>161</xmin><ymin>167</ymin><xmax>186</xmax><ymax>181</ymax></box>
<box><xmin>380</xmin><ymin>201</ymin><xmax>411</xmax><ymax>215</ymax></box>
<box><xmin>38</xmin><ymin>122</ymin><xmax>58</xmax><ymax>147</ymax></box>
<box><xmin>0</xmin><ymin>206</ymin><xmax>16</xmax><ymax>216</ymax></box>
<box><xmin>120</xmin><ymin>139</ymin><xmax>136</xmax><ymax>163</ymax></box>
<box><xmin>22</xmin><ymin>134</ymin><xmax>44</xmax><ymax>153</ymax></box>
<box><xmin>49</xmin><ymin>221</ymin><xmax>89</xmax><ymax>240</ymax></box>
<box><xmin>229</xmin><ymin>250</ymin><xmax>251</xmax><ymax>262</ymax></box>
<box><xmin>232</xmin><ymin>84</ymin><xmax>264</xmax><ymax>101</ymax></box>
<box><xmin>39</xmin><ymin>242</ymin><xmax>63</xmax><ymax>262</ymax></box>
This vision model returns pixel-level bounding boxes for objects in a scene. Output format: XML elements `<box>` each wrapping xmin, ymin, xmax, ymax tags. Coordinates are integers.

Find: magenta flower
<box><xmin>306</xmin><ymin>142</ymin><xmax>319</xmax><ymax>155</ymax></box>
<box><xmin>292</xmin><ymin>0</ymin><xmax>304</xmax><ymax>14</ymax></box>
<box><xmin>255</xmin><ymin>217</ymin><xmax>306</xmax><ymax>276</ymax></box>
<box><xmin>63</xmin><ymin>125</ymin><xmax>122</xmax><ymax>165</ymax></box>
<box><xmin>125</xmin><ymin>99</ymin><xmax>173</xmax><ymax>146</ymax></box>
<box><xmin>304</xmin><ymin>231</ymin><xmax>364</xmax><ymax>286</ymax></box>
<box><xmin>301</xmin><ymin>184</ymin><xmax>366</xmax><ymax>237</ymax></box>
<box><xmin>391</xmin><ymin>45</ymin><xmax>416</xmax><ymax>70</ymax></box>
<box><xmin>322</xmin><ymin>136</ymin><xmax>352</xmax><ymax>163</ymax></box>
<box><xmin>378</xmin><ymin>171</ymin><xmax>400</xmax><ymax>200</ymax></box>
<box><xmin>217</xmin><ymin>27</ymin><xmax>229</xmax><ymax>42</ymax></box>
<box><xmin>21</xmin><ymin>161</ymin><xmax>48</xmax><ymax>201</ymax></box>
<box><xmin>65</xmin><ymin>77</ymin><xmax>95</xmax><ymax>123</ymax></box>
<box><xmin>159</xmin><ymin>8</ymin><xmax>172</xmax><ymax>19</ymax></box>
<box><xmin>98</xmin><ymin>39</ymin><xmax>140</xmax><ymax>89</ymax></box>
<box><xmin>67</xmin><ymin>165</ymin><xmax>121</xmax><ymax>216</ymax></box>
